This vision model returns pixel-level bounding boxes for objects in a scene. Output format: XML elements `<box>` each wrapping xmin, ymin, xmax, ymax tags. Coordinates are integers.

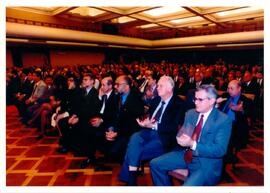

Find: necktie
<box><xmin>100</xmin><ymin>95</ymin><xmax>107</xmax><ymax>114</ymax></box>
<box><xmin>224</xmin><ymin>97</ymin><xmax>234</xmax><ymax>114</ymax></box>
<box><xmin>102</xmin><ymin>94</ymin><xmax>107</xmax><ymax>103</ymax></box>
<box><xmin>184</xmin><ymin>114</ymin><xmax>204</xmax><ymax>163</ymax></box>
<box><xmin>31</xmin><ymin>83</ymin><xmax>37</xmax><ymax>97</ymax></box>
<box><xmin>119</xmin><ymin>95</ymin><xmax>124</xmax><ymax>109</ymax></box>
<box><xmin>84</xmin><ymin>89</ymin><xmax>88</xmax><ymax>96</ymax></box>
<box><xmin>153</xmin><ymin>101</ymin><xmax>165</xmax><ymax>123</ymax></box>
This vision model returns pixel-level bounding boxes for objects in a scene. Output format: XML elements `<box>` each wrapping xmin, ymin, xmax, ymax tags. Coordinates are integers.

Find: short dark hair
<box><xmin>33</xmin><ymin>71</ymin><xmax>42</xmax><ymax>78</ymax></box>
<box><xmin>106</xmin><ymin>77</ymin><xmax>113</xmax><ymax>86</ymax></box>
<box><xmin>83</xmin><ymin>73</ymin><xmax>95</xmax><ymax>80</ymax></box>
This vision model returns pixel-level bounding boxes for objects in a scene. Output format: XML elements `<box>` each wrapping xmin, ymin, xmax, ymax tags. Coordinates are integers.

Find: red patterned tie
<box><xmin>184</xmin><ymin>114</ymin><xmax>204</xmax><ymax>163</ymax></box>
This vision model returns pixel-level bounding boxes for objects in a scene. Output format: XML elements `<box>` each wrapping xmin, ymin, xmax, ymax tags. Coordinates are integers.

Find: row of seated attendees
<box><xmin>6</xmin><ymin>60</ymin><xmax>263</xmax><ymax>186</ymax></box>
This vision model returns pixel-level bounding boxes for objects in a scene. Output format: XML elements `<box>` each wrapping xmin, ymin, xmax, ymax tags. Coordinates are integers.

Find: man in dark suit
<box><xmin>150</xmin><ymin>85</ymin><xmax>232</xmax><ymax>186</ymax></box>
<box><xmin>188</xmin><ymin>71</ymin><xmax>206</xmax><ymax>90</ymax></box>
<box><xmin>87</xmin><ymin>76</ymin><xmax>119</xmax><ymax>170</ymax></box>
<box><xmin>242</xmin><ymin>71</ymin><xmax>260</xmax><ymax>96</ymax></box>
<box><xmin>105</xmin><ymin>75</ymin><xmax>144</xmax><ymax>164</ymax></box>
<box><xmin>217</xmin><ymin>80</ymin><xmax>253</xmax><ymax>164</ymax></box>
<box><xmin>75</xmin><ymin>73</ymin><xmax>102</xmax><ymax>168</ymax></box>
<box><xmin>14</xmin><ymin>71</ymin><xmax>35</xmax><ymax>117</ymax></box>
<box><xmin>118</xmin><ymin>76</ymin><xmax>186</xmax><ymax>185</ymax></box>
<box><xmin>56</xmin><ymin>75</ymin><xmax>81</xmax><ymax>153</ymax></box>
<box><xmin>174</xmin><ymin>74</ymin><xmax>189</xmax><ymax>96</ymax></box>
<box><xmin>242</xmin><ymin>70</ymin><xmax>260</xmax><ymax>121</ymax></box>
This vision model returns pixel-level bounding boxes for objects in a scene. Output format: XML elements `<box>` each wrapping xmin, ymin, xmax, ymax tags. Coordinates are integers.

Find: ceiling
<box><xmin>6</xmin><ymin>6</ymin><xmax>264</xmax><ymax>40</ymax></box>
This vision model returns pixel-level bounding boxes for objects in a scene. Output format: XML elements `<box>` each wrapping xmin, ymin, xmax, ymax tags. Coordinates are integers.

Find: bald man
<box><xmin>118</xmin><ymin>76</ymin><xmax>186</xmax><ymax>185</ymax></box>
<box><xmin>217</xmin><ymin>80</ymin><xmax>253</xmax><ymax>164</ymax></box>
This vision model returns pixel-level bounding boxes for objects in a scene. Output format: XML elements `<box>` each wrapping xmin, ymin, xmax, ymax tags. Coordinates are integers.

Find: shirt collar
<box><xmin>106</xmin><ymin>90</ymin><xmax>113</xmax><ymax>98</ymax></box>
<box><xmin>86</xmin><ymin>86</ymin><xmax>92</xmax><ymax>93</ymax></box>
<box><xmin>199</xmin><ymin>107</ymin><xmax>214</xmax><ymax>124</ymax></box>
<box><xmin>162</xmin><ymin>94</ymin><xmax>173</xmax><ymax>105</ymax></box>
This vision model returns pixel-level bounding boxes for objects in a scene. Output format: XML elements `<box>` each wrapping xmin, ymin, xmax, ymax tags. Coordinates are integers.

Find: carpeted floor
<box><xmin>6</xmin><ymin>105</ymin><xmax>264</xmax><ymax>186</ymax></box>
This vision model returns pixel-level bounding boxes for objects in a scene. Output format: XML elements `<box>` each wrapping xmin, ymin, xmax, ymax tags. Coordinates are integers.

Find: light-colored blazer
<box><xmin>180</xmin><ymin>108</ymin><xmax>232</xmax><ymax>183</ymax></box>
<box><xmin>31</xmin><ymin>80</ymin><xmax>47</xmax><ymax>100</ymax></box>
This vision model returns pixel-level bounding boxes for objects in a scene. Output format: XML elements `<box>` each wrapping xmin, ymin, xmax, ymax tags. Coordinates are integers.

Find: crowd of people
<box><xmin>6</xmin><ymin>59</ymin><xmax>263</xmax><ymax>186</ymax></box>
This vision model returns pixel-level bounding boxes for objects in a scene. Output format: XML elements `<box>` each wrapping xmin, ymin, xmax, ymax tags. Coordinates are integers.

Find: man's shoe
<box><xmin>35</xmin><ymin>134</ymin><xmax>43</xmax><ymax>140</ymax></box>
<box><xmin>94</xmin><ymin>164</ymin><xmax>112</xmax><ymax>171</ymax></box>
<box><xmin>80</xmin><ymin>158</ymin><xmax>95</xmax><ymax>169</ymax></box>
<box><xmin>127</xmin><ymin>171</ymin><xmax>138</xmax><ymax>186</ymax></box>
<box><xmin>56</xmin><ymin>147</ymin><xmax>68</xmax><ymax>154</ymax></box>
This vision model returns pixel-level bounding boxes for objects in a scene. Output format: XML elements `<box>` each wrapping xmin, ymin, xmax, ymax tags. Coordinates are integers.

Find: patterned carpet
<box><xmin>6</xmin><ymin>105</ymin><xmax>264</xmax><ymax>186</ymax></box>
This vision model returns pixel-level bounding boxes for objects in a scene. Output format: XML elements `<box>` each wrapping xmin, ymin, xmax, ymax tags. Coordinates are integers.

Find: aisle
<box><xmin>6</xmin><ymin>105</ymin><xmax>263</xmax><ymax>186</ymax></box>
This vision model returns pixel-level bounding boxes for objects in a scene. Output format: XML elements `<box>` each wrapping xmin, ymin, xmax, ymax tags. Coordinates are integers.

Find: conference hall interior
<box><xmin>6</xmin><ymin>6</ymin><xmax>263</xmax><ymax>186</ymax></box>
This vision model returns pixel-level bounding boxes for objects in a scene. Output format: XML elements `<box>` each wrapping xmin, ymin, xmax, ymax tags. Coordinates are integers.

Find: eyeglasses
<box><xmin>193</xmin><ymin>97</ymin><xmax>209</xmax><ymax>103</ymax></box>
<box><xmin>115</xmin><ymin>82</ymin><xmax>127</xmax><ymax>86</ymax></box>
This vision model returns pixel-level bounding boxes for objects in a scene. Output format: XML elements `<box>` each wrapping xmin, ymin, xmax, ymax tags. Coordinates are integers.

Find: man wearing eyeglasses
<box><xmin>150</xmin><ymin>85</ymin><xmax>232</xmax><ymax>186</ymax></box>
<box><xmin>102</xmin><ymin>75</ymin><xmax>144</xmax><ymax>164</ymax></box>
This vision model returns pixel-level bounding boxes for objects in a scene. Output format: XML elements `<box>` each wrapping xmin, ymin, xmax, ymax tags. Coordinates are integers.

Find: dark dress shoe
<box><xmin>56</xmin><ymin>147</ymin><xmax>68</xmax><ymax>154</ymax></box>
<box><xmin>94</xmin><ymin>164</ymin><xmax>112</xmax><ymax>171</ymax></box>
<box><xmin>80</xmin><ymin>158</ymin><xmax>96</xmax><ymax>169</ymax></box>
<box><xmin>35</xmin><ymin>134</ymin><xmax>43</xmax><ymax>140</ymax></box>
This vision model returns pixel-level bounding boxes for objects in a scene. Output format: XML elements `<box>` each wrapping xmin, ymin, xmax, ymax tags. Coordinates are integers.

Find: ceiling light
<box><xmin>118</xmin><ymin>16</ymin><xmax>136</xmax><ymax>23</ymax></box>
<box><xmin>143</xmin><ymin>7</ymin><xmax>185</xmax><ymax>17</ymax></box>
<box><xmin>171</xmin><ymin>16</ymin><xmax>203</xmax><ymax>24</ymax></box>
<box><xmin>138</xmin><ymin>24</ymin><xmax>158</xmax><ymax>29</ymax></box>
<box><xmin>216</xmin><ymin>7</ymin><xmax>263</xmax><ymax>17</ymax></box>
<box><xmin>69</xmin><ymin>7</ymin><xmax>105</xmax><ymax>17</ymax></box>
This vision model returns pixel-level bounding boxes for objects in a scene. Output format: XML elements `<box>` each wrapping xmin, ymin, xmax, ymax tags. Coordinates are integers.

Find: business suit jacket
<box><xmin>37</xmin><ymin>85</ymin><xmax>56</xmax><ymax>104</ymax></box>
<box><xmin>242</xmin><ymin>79</ymin><xmax>260</xmax><ymax>96</ymax></box>
<box><xmin>99</xmin><ymin>91</ymin><xmax>119</xmax><ymax>132</ymax></box>
<box><xmin>31</xmin><ymin>80</ymin><xmax>47</xmax><ymax>100</ymax></box>
<box><xmin>187</xmin><ymin>79</ymin><xmax>207</xmax><ymax>90</ymax></box>
<box><xmin>148</xmin><ymin>96</ymin><xmax>186</xmax><ymax>151</ymax></box>
<box><xmin>77</xmin><ymin>87</ymin><xmax>102</xmax><ymax>124</ymax></box>
<box><xmin>115</xmin><ymin>90</ymin><xmax>144</xmax><ymax>137</ymax></box>
<box><xmin>179</xmin><ymin>108</ymin><xmax>232</xmax><ymax>183</ymax></box>
<box><xmin>218</xmin><ymin>93</ymin><xmax>253</xmax><ymax>149</ymax></box>
<box><xmin>75</xmin><ymin>87</ymin><xmax>102</xmax><ymax>157</ymax></box>
<box><xmin>174</xmin><ymin>82</ymin><xmax>189</xmax><ymax>96</ymax></box>
<box><xmin>20</xmin><ymin>79</ymin><xmax>35</xmax><ymax>99</ymax></box>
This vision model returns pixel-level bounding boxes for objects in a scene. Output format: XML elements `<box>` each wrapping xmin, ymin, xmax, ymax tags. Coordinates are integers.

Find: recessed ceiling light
<box><xmin>138</xmin><ymin>23</ymin><xmax>159</xmax><ymax>29</ymax></box>
<box><xmin>69</xmin><ymin>7</ymin><xmax>105</xmax><ymax>17</ymax></box>
<box><xmin>216</xmin><ymin>7</ymin><xmax>263</xmax><ymax>17</ymax></box>
<box><xmin>117</xmin><ymin>16</ymin><xmax>136</xmax><ymax>23</ymax></box>
<box><xmin>144</xmin><ymin>7</ymin><xmax>185</xmax><ymax>17</ymax></box>
<box><xmin>171</xmin><ymin>16</ymin><xmax>203</xmax><ymax>24</ymax></box>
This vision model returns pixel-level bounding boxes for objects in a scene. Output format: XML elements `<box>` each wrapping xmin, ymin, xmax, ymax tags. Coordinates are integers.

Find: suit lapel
<box><xmin>190</xmin><ymin>112</ymin><xmax>199</xmax><ymax>131</ymax></box>
<box><xmin>161</xmin><ymin>97</ymin><xmax>172</xmax><ymax>120</ymax></box>
<box><xmin>201</xmin><ymin>108</ymin><xmax>217</xmax><ymax>138</ymax></box>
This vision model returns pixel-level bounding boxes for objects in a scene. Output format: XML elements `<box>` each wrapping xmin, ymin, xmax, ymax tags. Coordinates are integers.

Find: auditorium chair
<box><xmin>168</xmin><ymin>169</ymin><xmax>188</xmax><ymax>182</ymax></box>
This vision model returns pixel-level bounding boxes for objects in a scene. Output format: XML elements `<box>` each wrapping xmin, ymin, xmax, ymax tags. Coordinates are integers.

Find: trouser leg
<box><xmin>150</xmin><ymin>150</ymin><xmax>186</xmax><ymax>186</ymax></box>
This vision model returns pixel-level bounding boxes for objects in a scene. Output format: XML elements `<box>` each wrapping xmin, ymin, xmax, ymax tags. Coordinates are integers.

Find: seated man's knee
<box><xmin>149</xmin><ymin>157</ymin><xmax>159</xmax><ymax>169</ymax></box>
<box><xmin>128</xmin><ymin>132</ymin><xmax>141</xmax><ymax>145</ymax></box>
